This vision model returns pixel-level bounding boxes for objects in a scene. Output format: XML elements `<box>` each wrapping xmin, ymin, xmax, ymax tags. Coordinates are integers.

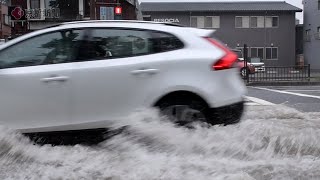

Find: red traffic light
<box><xmin>115</xmin><ymin>6</ymin><xmax>122</xmax><ymax>15</ymax></box>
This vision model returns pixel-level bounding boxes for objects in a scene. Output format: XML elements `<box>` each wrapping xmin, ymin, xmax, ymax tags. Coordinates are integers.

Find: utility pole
<box><xmin>90</xmin><ymin>0</ymin><xmax>95</xmax><ymax>19</ymax></box>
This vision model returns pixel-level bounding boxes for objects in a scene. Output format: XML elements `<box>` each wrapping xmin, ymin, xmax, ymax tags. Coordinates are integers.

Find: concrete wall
<box><xmin>303</xmin><ymin>0</ymin><xmax>320</xmax><ymax>70</ymax></box>
<box><xmin>143</xmin><ymin>11</ymin><xmax>298</xmax><ymax>66</ymax></box>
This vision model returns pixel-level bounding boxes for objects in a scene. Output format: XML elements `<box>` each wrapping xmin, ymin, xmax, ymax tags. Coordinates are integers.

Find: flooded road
<box><xmin>1</xmin><ymin>105</ymin><xmax>320</xmax><ymax>180</ymax></box>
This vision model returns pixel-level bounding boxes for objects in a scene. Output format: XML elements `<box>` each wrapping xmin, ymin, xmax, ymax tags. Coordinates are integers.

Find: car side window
<box><xmin>149</xmin><ymin>31</ymin><xmax>184</xmax><ymax>53</ymax></box>
<box><xmin>0</xmin><ymin>29</ymin><xmax>83</xmax><ymax>69</ymax></box>
<box><xmin>74</xmin><ymin>28</ymin><xmax>184</xmax><ymax>61</ymax></box>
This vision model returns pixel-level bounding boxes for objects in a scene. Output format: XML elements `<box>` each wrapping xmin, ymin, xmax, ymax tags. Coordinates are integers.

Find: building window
<box><xmin>265</xmin><ymin>16</ymin><xmax>279</xmax><ymax>28</ymax></box>
<box><xmin>191</xmin><ymin>16</ymin><xmax>204</xmax><ymax>28</ymax></box>
<box><xmin>306</xmin><ymin>29</ymin><xmax>311</xmax><ymax>36</ymax></box>
<box><xmin>30</xmin><ymin>0</ymin><xmax>40</xmax><ymax>9</ymax></box>
<box><xmin>250</xmin><ymin>16</ymin><xmax>264</xmax><ymax>28</ymax></box>
<box><xmin>266</xmin><ymin>47</ymin><xmax>278</xmax><ymax>60</ymax></box>
<box><xmin>44</xmin><ymin>0</ymin><xmax>51</xmax><ymax>9</ymax></box>
<box><xmin>235</xmin><ymin>16</ymin><xmax>250</xmax><ymax>28</ymax></box>
<box><xmin>27</xmin><ymin>0</ymin><xmax>43</xmax><ymax>19</ymax></box>
<box><xmin>250</xmin><ymin>47</ymin><xmax>264</xmax><ymax>60</ymax></box>
<box><xmin>318</xmin><ymin>0</ymin><xmax>320</xmax><ymax>10</ymax></box>
<box><xmin>3</xmin><ymin>15</ymin><xmax>10</xmax><ymax>25</ymax></box>
<box><xmin>191</xmin><ymin>17</ymin><xmax>197</xmax><ymax>27</ymax></box>
<box><xmin>305</xmin><ymin>29</ymin><xmax>311</xmax><ymax>41</ymax></box>
<box><xmin>191</xmin><ymin>16</ymin><xmax>219</xmax><ymax>28</ymax></box>
<box><xmin>204</xmin><ymin>16</ymin><xmax>220</xmax><ymax>28</ymax></box>
<box><xmin>234</xmin><ymin>47</ymin><xmax>243</xmax><ymax>58</ymax></box>
<box><xmin>45</xmin><ymin>0</ymin><xmax>79</xmax><ymax>19</ymax></box>
<box><xmin>316</xmin><ymin>27</ymin><xmax>320</xmax><ymax>40</ymax></box>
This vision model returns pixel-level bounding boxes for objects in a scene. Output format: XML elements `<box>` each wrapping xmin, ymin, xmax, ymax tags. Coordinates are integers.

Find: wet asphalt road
<box><xmin>247</xmin><ymin>85</ymin><xmax>320</xmax><ymax>112</ymax></box>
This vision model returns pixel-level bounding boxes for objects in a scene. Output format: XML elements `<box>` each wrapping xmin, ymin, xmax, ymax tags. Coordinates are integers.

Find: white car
<box><xmin>0</xmin><ymin>20</ymin><xmax>246</xmax><ymax>135</ymax></box>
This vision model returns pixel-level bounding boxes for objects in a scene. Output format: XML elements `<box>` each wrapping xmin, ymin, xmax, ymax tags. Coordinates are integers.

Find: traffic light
<box><xmin>115</xmin><ymin>6</ymin><xmax>122</xmax><ymax>15</ymax></box>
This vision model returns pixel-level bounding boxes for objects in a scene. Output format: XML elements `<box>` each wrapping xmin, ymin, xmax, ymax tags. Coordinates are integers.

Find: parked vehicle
<box><xmin>237</xmin><ymin>58</ymin><xmax>256</xmax><ymax>77</ymax></box>
<box><xmin>0</xmin><ymin>20</ymin><xmax>246</xmax><ymax>134</ymax></box>
<box><xmin>232</xmin><ymin>49</ymin><xmax>255</xmax><ymax>77</ymax></box>
<box><xmin>249</xmin><ymin>57</ymin><xmax>265</xmax><ymax>72</ymax></box>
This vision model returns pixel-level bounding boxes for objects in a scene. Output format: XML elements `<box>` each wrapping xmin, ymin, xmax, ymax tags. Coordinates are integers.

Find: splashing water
<box><xmin>1</xmin><ymin>105</ymin><xmax>320</xmax><ymax>180</ymax></box>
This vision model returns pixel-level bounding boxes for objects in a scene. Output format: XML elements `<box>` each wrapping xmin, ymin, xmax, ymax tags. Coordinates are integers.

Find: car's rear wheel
<box><xmin>156</xmin><ymin>97</ymin><xmax>209</xmax><ymax>126</ymax></box>
<box><xmin>155</xmin><ymin>92</ymin><xmax>244</xmax><ymax>127</ymax></box>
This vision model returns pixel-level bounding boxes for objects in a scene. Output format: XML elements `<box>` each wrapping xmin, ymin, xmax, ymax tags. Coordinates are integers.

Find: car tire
<box><xmin>156</xmin><ymin>97</ymin><xmax>210</xmax><ymax>127</ymax></box>
<box><xmin>206</xmin><ymin>101</ymin><xmax>244</xmax><ymax>125</ymax></box>
<box><xmin>240</xmin><ymin>68</ymin><xmax>248</xmax><ymax>77</ymax></box>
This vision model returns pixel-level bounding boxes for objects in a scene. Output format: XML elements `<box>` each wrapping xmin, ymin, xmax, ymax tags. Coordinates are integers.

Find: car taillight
<box><xmin>204</xmin><ymin>37</ymin><xmax>238</xmax><ymax>71</ymax></box>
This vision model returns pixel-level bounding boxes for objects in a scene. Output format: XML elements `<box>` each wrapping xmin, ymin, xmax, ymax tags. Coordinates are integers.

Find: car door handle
<box><xmin>131</xmin><ymin>69</ymin><xmax>159</xmax><ymax>75</ymax></box>
<box><xmin>41</xmin><ymin>76</ymin><xmax>69</xmax><ymax>83</ymax></box>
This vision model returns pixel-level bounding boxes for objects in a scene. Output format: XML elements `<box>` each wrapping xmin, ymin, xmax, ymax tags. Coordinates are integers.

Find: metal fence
<box><xmin>243</xmin><ymin>64</ymin><xmax>311</xmax><ymax>83</ymax></box>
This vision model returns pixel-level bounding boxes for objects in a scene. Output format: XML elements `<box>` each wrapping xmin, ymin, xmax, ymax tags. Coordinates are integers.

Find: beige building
<box><xmin>0</xmin><ymin>4</ymin><xmax>11</xmax><ymax>39</ymax></box>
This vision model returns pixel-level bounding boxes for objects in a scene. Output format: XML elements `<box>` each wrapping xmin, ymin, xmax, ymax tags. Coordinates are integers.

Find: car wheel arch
<box><xmin>152</xmin><ymin>90</ymin><xmax>210</xmax><ymax>108</ymax></box>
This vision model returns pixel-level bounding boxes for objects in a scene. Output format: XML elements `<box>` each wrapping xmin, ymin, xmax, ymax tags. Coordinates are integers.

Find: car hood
<box><xmin>251</xmin><ymin>62</ymin><xmax>265</xmax><ymax>66</ymax></box>
<box><xmin>237</xmin><ymin>58</ymin><xmax>264</xmax><ymax>66</ymax></box>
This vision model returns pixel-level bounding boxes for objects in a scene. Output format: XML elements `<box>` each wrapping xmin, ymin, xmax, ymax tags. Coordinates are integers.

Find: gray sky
<box><xmin>140</xmin><ymin>0</ymin><xmax>303</xmax><ymax>23</ymax></box>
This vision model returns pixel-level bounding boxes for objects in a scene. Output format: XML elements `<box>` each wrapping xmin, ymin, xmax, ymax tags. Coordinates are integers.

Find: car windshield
<box><xmin>250</xmin><ymin>57</ymin><xmax>262</xmax><ymax>63</ymax></box>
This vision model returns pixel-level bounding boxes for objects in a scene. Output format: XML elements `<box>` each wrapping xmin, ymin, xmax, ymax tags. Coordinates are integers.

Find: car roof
<box><xmin>1</xmin><ymin>20</ymin><xmax>216</xmax><ymax>50</ymax></box>
<box><xmin>42</xmin><ymin>19</ymin><xmax>193</xmax><ymax>29</ymax></box>
<box><xmin>69</xmin><ymin>20</ymin><xmax>184</xmax><ymax>25</ymax></box>
<box><xmin>0</xmin><ymin>21</ymin><xmax>180</xmax><ymax>47</ymax></box>
<box><xmin>58</xmin><ymin>20</ymin><xmax>216</xmax><ymax>37</ymax></box>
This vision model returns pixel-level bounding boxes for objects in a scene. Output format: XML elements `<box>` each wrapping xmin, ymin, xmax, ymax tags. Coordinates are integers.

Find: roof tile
<box><xmin>141</xmin><ymin>1</ymin><xmax>302</xmax><ymax>12</ymax></box>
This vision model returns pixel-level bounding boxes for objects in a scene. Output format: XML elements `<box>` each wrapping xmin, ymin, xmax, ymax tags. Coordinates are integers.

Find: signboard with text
<box><xmin>9</xmin><ymin>7</ymin><xmax>60</xmax><ymax>20</ymax></box>
<box><xmin>9</xmin><ymin>6</ymin><xmax>26</xmax><ymax>21</ymax></box>
<box><xmin>25</xmin><ymin>8</ymin><xmax>60</xmax><ymax>19</ymax></box>
<box><xmin>153</xmin><ymin>18</ymin><xmax>180</xmax><ymax>23</ymax></box>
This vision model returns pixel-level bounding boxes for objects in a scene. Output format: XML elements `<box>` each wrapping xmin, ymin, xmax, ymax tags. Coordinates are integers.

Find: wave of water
<box><xmin>1</xmin><ymin>105</ymin><xmax>320</xmax><ymax>180</ymax></box>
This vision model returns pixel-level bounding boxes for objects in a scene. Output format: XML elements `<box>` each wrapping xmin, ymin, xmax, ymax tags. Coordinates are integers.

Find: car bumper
<box><xmin>255</xmin><ymin>66</ymin><xmax>265</xmax><ymax>72</ymax></box>
<box><xmin>204</xmin><ymin>68</ymin><xmax>247</xmax><ymax>108</ymax></box>
<box><xmin>206</xmin><ymin>101</ymin><xmax>244</xmax><ymax>125</ymax></box>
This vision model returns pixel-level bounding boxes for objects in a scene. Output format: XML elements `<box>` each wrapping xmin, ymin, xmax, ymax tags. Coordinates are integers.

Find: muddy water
<box><xmin>1</xmin><ymin>105</ymin><xmax>320</xmax><ymax>180</ymax></box>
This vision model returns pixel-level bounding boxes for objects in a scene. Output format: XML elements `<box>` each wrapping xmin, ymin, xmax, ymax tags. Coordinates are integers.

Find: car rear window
<box><xmin>149</xmin><ymin>31</ymin><xmax>184</xmax><ymax>53</ymax></box>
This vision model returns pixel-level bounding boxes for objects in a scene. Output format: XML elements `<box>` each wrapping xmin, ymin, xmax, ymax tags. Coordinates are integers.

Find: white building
<box><xmin>303</xmin><ymin>0</ymin><xmax>320</xmax><ymax>70</ymax></box>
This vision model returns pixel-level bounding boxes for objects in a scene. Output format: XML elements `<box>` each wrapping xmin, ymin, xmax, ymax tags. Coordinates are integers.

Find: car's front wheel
<box><xmin>240</xmin><ymin>67</ymin><xmax>248</xmax><ymax>77</ymax></box>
